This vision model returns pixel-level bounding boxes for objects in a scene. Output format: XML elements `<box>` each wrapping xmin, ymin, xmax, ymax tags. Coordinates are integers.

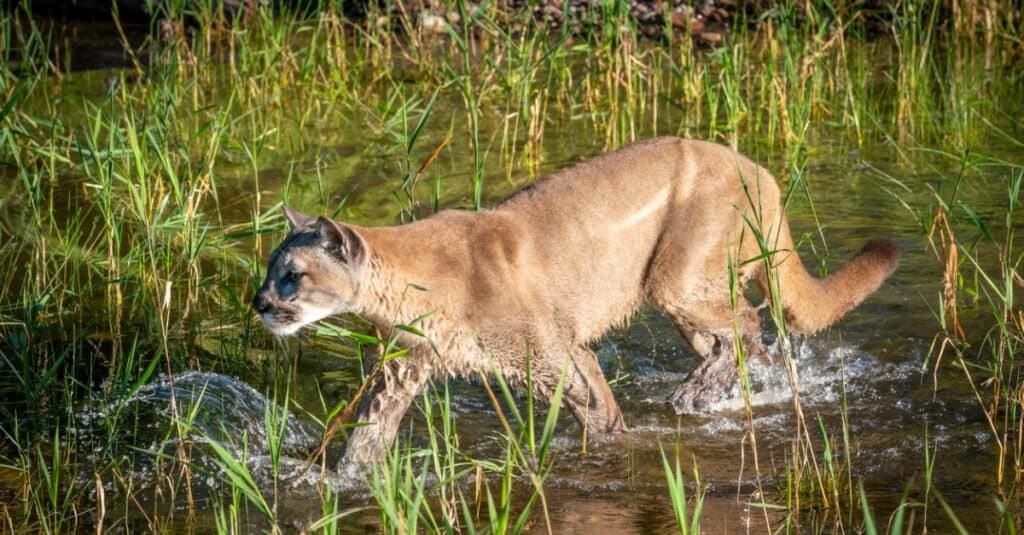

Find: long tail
<box><xmin>767</xmin><ymin>230</ymin><xmax>901</xmax><ymax>335</ymax></box>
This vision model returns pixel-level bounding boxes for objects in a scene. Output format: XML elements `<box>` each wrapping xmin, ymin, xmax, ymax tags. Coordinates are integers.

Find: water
<box><xmin>71</xmin><ymin>372</ymin><xmax>331</xmax><ymax>501</ymax></box>
<box><xmin>7</xmin><ymin>16</ymin><xmax>1023</xmax><ymax>532</ymax></box>
<box><xmin>38</xmin><ymin>126</ymin><xmax>1015</xmax><ymax>532</ymax></box>
<box><xmin>57</xmin><ymin>108</ymin><xmax>1016</xmax><ymax>532</ymax></box>
<box><xmin>79</xmin><ymin>313</ymin><xmax>996</xmax><ymax>531</ymax></box>
<box><xmin>76</xmin><ymin>371</ymin><xmax>322</xmax><ymax>458</ymax></box>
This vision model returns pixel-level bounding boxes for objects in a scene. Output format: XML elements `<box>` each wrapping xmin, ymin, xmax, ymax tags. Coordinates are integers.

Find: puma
<box><xmin>253</xmin><ymin>137</ymin><xmax>900</xmax><ymax>465</ymax></box>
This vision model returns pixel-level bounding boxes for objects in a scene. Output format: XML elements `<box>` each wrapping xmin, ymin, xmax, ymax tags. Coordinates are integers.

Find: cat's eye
<box><xmin>285</xmin><ymin>271</ymin><xmax>303</xmax><ymax>283</ymax></box>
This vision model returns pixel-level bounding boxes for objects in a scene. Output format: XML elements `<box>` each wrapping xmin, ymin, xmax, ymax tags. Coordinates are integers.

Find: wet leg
<box><xmin>340</xmin><ymin>350</ymin><xmax>433</xmax><ymax>466</ymax></box>
<box><xmin>659</xmin><ymin>296</ymin><xmax>766</xmax><ymax>414</ymax></box>
<box><xmin>530</xmin><ymin>346</ymin><xmax>626</xmax><ymax>435</ymax></box>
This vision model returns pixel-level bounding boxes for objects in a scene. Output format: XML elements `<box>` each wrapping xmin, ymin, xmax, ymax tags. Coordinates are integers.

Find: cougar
<box><xmin>253</xmin><ymin>137</ymin><xmax>900</xmax><ymax>465</ymax></box>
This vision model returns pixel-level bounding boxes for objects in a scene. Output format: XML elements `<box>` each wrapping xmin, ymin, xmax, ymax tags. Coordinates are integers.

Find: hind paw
<box><xmin>669</xmin><ymin>346</ymin><xmax>740</xmax><ymax>414</ymax></box>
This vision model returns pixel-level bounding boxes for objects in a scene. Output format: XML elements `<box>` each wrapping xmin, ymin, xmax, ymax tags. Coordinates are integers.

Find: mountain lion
<box><xmin>253</xmin><ymin>137</ymin><xmax>900</xmax><ymax>465</ymax></box>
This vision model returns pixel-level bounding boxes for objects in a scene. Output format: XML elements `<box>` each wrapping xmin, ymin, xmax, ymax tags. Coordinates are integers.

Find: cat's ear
<box><xmin>315</xmin><ymin>217</ymin><xmax>365</xmax><ymax>265</ymax></box>
<box><xmin>282</xmin><ymin>206</ymin><xmax>315</xmax><ymax>233</ymax></box>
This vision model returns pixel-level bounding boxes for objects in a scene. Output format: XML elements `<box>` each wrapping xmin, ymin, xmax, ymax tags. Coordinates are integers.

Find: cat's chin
<box><xmin>259</xmin><ymin>314</ymin><xmax>307</xmax><ymax>336</ymax></box>
<box><xmin>263</xmin><ymin>306</ymin><xmax>337</xmax><ymax>336</ymax></box>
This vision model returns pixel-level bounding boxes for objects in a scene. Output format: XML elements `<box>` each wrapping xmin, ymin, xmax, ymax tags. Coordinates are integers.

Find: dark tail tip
<box><xmin>859</xmin><ymin>238</ymin><xmax>901</xmax><ymax>277</ymax></box>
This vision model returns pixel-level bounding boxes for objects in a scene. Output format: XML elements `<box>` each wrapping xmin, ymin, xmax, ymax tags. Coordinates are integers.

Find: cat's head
<box><xmin>253</xmin><ymin>207</ymin><xmax>366</xmax><ymax>336</ymax></box>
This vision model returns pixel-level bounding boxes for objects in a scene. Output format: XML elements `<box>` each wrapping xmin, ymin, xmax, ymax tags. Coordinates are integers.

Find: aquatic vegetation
<box><xmin>0</xmin><ymin>0</ymin><xmax>1022</xmax><ymax>532</ymax></box>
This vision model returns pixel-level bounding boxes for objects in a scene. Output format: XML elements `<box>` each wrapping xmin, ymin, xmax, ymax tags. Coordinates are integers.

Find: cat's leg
<box><xmin>647</xmin><ymin>249</ymin><xmax>767</xmax><ymax>413</ymax></box>
<box><xmin>340</xmin><ymin>347</ymin><xmax>433</xmax><ymax>466</ymax></box>
<box><xmin>528</xmin><ymin>345</ymin><xmax>626</xmax><ymax>435</ymax></box>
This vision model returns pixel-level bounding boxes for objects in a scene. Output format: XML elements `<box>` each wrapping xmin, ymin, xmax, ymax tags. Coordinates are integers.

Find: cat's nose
<box><xmin>252</xmin><ymin>292</ymin><xmax>272</xmax><ymax>314</ymax></box>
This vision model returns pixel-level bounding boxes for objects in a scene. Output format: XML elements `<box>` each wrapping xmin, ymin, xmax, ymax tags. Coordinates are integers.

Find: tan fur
<box><xmin>253</xmin><ymin>137</ymin><xmax>900</xmax><ymax>464</ymax></box>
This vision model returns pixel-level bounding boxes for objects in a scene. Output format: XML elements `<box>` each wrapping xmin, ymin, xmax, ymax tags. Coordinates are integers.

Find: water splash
<box><xmin>73</xmin><ymin>371</ymin><xmax>337</xmax><ymax>496</ymax></box>
<box><xmin>629</xmin><ymin>337</ymin><xmax>921</xmax><ymax>414</ymax></box>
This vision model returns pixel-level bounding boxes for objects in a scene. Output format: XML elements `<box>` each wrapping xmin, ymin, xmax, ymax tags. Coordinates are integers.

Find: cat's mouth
<box><xmin>261</xmin><ymin>314</ymin><xmax>304</xmax><ymax>336</ymax></box>
<box><xmin>258</xmin><ymin>304</ymin><xmax>338</xmax><ymax>337</ymax></box>
<box><xmin>259</xmin><ymin>309</ymin><xmax>303</xmax><ymax>336</ymax></box>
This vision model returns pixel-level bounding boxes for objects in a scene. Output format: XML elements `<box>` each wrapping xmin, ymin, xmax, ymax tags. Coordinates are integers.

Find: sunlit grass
<box><xmin>0</xmin><ymin>0</ymin><xmax>1022</xmax><ymax>532</ymax></box>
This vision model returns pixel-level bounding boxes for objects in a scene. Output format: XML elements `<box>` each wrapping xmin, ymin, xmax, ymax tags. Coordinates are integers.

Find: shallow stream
<box><xmin>6</xmin><ymin>16</ymin><xmax>1024</xmax><ymax>533</ymax></box>
<box><xmin>71</xmin><ymin>130</ymin><xmax>1021</xmax><ymax>532</ymax></box>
